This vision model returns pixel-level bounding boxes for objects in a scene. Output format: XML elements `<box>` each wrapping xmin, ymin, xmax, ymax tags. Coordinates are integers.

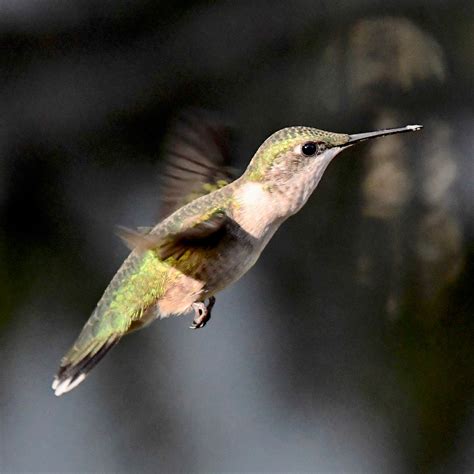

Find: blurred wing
<box><xmin>159</xmin><ymin>109</ymin><xmax>237</xmax><ymax>219</ymax></box>
<box><xmin>117</xmin><ymin>209</ymin><xmax>229</xmax><ymax>260</ymax></box>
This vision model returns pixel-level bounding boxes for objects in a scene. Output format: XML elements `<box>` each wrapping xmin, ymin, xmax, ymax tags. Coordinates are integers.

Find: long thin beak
<box><xmin>342</xmin><ymin>124</ymin><xmax>423</xmax><ymax>147</ymax></box>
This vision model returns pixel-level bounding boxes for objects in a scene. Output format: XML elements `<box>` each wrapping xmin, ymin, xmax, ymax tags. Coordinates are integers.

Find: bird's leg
<box><xmin>189</xmin><ymin>296</ymin><xmax>216</xmax><ymax>329</ymax></box>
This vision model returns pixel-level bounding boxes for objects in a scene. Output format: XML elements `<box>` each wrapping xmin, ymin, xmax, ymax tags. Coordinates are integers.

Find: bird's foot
<box><xmin>189</xmin><ymin>296</ymin><xmax>216</xmax><ymax>329</ymax></box>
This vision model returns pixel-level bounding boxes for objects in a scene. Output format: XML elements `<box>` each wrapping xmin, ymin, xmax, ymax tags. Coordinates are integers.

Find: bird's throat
<box><xmin>232</xmin><ymin>182</ymin><xmax>285</xmax><ymax>240</ymax></box>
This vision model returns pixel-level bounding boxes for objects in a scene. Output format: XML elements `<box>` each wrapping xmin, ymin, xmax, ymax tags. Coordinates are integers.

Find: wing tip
<box><xmin>116</xmin><ymin>225</ymin><xmax>161</xmax><ymax>252</ymax></box>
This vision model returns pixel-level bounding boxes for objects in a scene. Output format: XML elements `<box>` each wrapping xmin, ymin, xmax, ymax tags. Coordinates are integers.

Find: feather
<box><xmin>158</xmin><ymin>109</ymin><xmax>237</xmax><ymax>219</ymax></box>
<box><xmin>52</xmin><ymin>336</ymin><xmax>119</xmax><ymax>396</ymax></box>
<box><xmin>117</xmin><ymin>210</ymin><xmax>229</xmax><ymax>260</ymax></box>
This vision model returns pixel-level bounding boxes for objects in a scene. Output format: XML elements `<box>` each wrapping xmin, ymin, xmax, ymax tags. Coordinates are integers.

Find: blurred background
<box><xmin>0</xmin><ymin>0</ymin><xmax>473</xmax><ymax>472</ymax></box>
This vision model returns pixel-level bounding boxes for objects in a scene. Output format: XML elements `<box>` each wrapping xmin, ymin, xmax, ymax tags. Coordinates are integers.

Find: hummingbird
<box><xmin>52</xmin><ymin>112</ymin><xmax>422</xmax><ymax>396</ymax></box>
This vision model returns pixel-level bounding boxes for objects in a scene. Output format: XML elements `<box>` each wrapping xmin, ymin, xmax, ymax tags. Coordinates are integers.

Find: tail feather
<box><xmin>52</xmin><ymin>337</ymin><xmax>120</xmax><ymax>396</ymax></box>
<box><xmin>52</xmin><ymin>245</ymin><xmax>164</xmax><ymax>396</ymax></box>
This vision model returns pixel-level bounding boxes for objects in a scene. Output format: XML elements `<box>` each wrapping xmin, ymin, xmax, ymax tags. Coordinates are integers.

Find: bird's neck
<box><xmin>233</xmin><ymin>154</ymin><xmax>334</xmax><ymax>239</ymax></box>
<box><xmin>231</xmin><ymin>180</ymin><xmax>286</xmax><ymax>240</ymax></box>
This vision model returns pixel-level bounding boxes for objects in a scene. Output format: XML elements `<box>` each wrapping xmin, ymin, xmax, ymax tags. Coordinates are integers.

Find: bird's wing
<box><xmin>117</xmin><ymin>208</ymin><xmax>229</xmax><ymax>260</ymax></box>
<box><xmin>158</xmin><ymin>109</ymin><xmax>236</xmax><ymax>219</ymax></box>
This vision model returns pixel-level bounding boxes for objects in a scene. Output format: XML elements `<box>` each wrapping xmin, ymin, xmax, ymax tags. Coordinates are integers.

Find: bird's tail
<box><xmin>53</xmin><ymin>250</ymin><xmax>166</xmax><ymax>396</ymax></box>
<box><xmin>52</xmin><ymin>332</ymin><xmax>121</xmax><ymax>396</ymax></box>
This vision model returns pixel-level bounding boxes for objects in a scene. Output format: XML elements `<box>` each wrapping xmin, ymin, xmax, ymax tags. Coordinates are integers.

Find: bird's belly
<box><xmin>197</xmin><ymin>226</ymin><xmax>277</xmax><ymax>296</ymax></box>
<box><xmin>157</xmin><ymin>244</ymin><xmax>258</xmax><ymax>315</ymax></box>
<box><xmin>202</xmin><ymin>249</ymin><xmax>258</xmax><ymax>294</ymax></box>
<box><xmin>158</xmin><ymin>223</ymin><xmax>279</xmax><ymax>314</ymax></box>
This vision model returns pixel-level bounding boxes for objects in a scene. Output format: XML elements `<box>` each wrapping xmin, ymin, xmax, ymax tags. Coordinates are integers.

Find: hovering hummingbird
<box><xmin>52</xmin><ymin>112</ymin><xmax>422</xmax><ymax>396</ymax></box>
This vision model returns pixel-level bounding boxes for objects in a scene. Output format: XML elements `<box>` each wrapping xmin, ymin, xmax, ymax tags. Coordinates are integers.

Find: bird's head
<box><xmin>243</xmin><ymin>124</ymin><xmax>422</xmax><ymax>214</ymax></box>
<box><xmin>246</xmin><ymin>125</ymin><xmax>422</xmax><ymax>184</ymax></box>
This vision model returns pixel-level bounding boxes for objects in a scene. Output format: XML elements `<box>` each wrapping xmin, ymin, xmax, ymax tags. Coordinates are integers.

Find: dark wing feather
<box><xmin>117</xmin><ymin>210</ymin><xmax>229</xmax><ymax>260</ymax></box>
<box><xmin>158</xmin><ymin>110</ymin><xmax>236</xmax><ymax>219</ymax></box>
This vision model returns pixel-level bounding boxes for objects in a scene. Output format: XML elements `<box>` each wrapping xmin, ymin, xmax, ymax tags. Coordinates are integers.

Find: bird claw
<box><xmin>189</xmin><ymin>297</ymin><xmax>216</xmax><ymax>329</ymax></box>
<box><xmin>189</xmin><ymin>322</ymin><xmax>205</xmax><ymax>329</ymax></box>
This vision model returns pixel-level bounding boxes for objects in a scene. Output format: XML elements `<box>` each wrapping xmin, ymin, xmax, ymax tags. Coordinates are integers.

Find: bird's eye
<box><xmin>301</xmin><ymin>142</ymin><xmax>317</xmax><ymax>156</ymax></box>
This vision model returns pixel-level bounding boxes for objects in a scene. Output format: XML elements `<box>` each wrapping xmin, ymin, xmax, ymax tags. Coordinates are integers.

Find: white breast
<box><xmin>233</xmin><ymin>148</ymin><xmax>342</xmax><ymax>240</ymax></box>
<box><xmin>233</xmin><ymin>182</ymin><xmax>284</xmax><ymax>240</ymax></box>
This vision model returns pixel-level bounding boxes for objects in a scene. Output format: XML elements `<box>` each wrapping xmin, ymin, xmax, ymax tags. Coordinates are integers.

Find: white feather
<box><xmin>53</xmin><ymin>374</ymin><xmax>86</xmax><ymax>396</ymax></box>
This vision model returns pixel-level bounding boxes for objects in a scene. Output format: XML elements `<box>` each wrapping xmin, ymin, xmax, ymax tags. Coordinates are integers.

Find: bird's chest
<box><xmin>197</xmin><ymin>184</ymin><xmax>283</xmax><ymax>293</ymax></box>
<box><xmin>232</xmin><ymin>182</ymin><xmax>286</xmax><ymax>239</ymax></box>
